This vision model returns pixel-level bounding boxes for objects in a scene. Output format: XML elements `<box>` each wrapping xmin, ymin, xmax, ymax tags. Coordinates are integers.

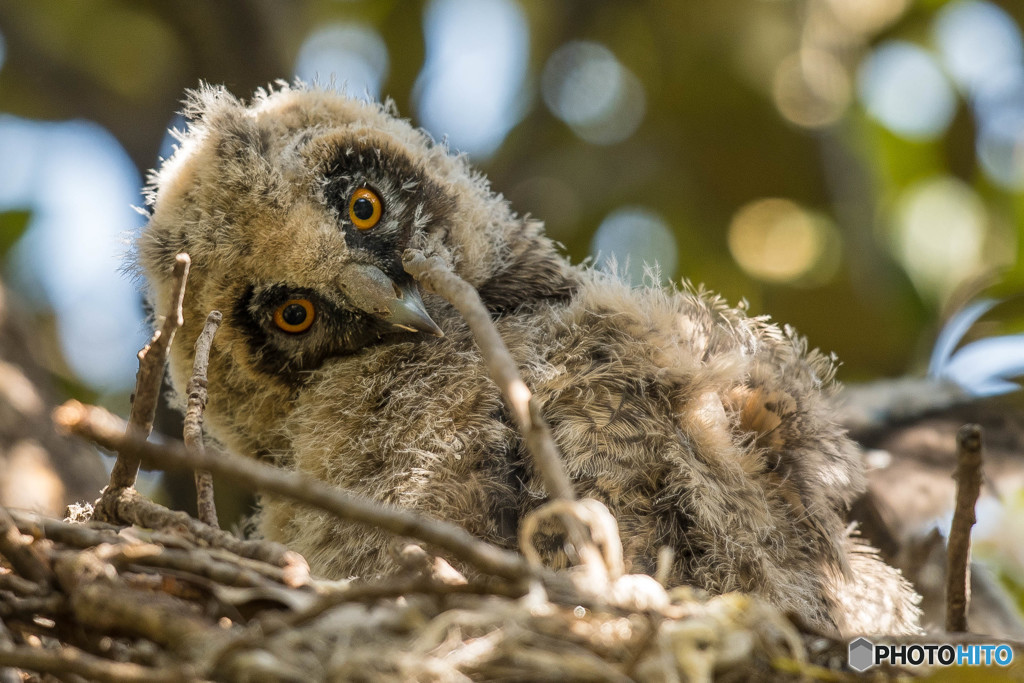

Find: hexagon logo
<box><xmin>848</xmin><ymin>637</ymin><xmax>875</xmax><ymax>672</ymax></box>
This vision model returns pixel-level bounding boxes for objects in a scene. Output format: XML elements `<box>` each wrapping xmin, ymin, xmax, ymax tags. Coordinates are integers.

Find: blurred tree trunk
<box><xmin>0</xmin><ymin>281</ymin><xmax>106</xmax><ymax>516</ymax></box>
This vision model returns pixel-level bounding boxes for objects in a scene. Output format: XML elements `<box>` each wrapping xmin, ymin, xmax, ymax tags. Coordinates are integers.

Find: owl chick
<box><xmin>137</xmin><ymin>83</ymin><xmax>920</xmax><ymax>636</ymax></box>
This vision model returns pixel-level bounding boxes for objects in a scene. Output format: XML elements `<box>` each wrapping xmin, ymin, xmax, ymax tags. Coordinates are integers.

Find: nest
<box><xmin>0</xmin><ymin>251</ymin><xmax>1003</xmax><ymax>681</ymax></box>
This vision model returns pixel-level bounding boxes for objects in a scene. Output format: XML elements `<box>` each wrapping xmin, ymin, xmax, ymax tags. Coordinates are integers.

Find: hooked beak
<box><xmin>338</xmin><ymin>263</ymin><xmax>444</xmax><ymax>337</ymax></box>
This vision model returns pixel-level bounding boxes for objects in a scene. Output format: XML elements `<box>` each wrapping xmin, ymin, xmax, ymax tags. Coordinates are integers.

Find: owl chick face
<box><xmin>137</xmin><ymin>84</ymin><xmax>565</xmax><ymax>454</ymax></box>
<box><xmin>228</xmin><ymin>130</ymin><xmax>456</xmax><ymax>379</ymax></box>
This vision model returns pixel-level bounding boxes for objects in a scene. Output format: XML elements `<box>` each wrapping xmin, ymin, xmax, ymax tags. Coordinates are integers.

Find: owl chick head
<box><xmin>137</xmin><ymin>83</ymin><xmax>571</xmax><ymax>456</ymax></box>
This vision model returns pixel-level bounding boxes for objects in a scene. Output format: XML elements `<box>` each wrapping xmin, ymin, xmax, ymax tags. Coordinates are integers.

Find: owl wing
<box><xmin>517</xmin><ymin>272</ymin><xmax>893</xmax><ymax>632</ymax></box>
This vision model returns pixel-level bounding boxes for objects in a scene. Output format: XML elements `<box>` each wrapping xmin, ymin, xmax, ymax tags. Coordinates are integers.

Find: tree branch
<box><xmin>55</xmin><ymin>401</ymin><xmax>532</xmax><ymax>583</ymax></box>
<box><xmin>946</xmin><ymin>423</ymin><xmax>984</xmax><ymax>632</ymax></box>
<box><xmin>402</xmin><ymin>250</ymin><xmax>574</xmax><ymax>502</ymax></box>
<box><xmin>185</xmin><ymin>310</ymin><xmax>222</xmax><ymax>528</ymax></box>
<box><xmin>106</xmin><ymin>253</ymin><xmax>190</xmax><ymax>491</ymax></box>
<box><xmin>0</xmin><ymin>644</ymin><xmax>200</xmax><ymax>683</ymax></box>
<box><xmin>0</xmin><ymin>506</ymin><xmax>51</xmax><ymax>586</ymax></box>
<box><xmin>403</xmin><ymin>250</ymin><xmax>617</xmax><ymax>585</ymax></box>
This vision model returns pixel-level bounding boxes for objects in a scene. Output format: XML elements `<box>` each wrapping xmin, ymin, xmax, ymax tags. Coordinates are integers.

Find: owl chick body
<box><xmin>138</xmin><ymin>83</ymin><xmax>919</xmax><ymax>636</ymax></box>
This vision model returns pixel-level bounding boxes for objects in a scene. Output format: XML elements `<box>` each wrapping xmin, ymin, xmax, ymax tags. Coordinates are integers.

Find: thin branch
<box><xmin>402</xmin><ymin>250</ymin><xmax>574</xmax><ymax>502</ymax></box>
<box><xmin>107</xmin><ymin>253</ymin><xmax>190</xmax><ymax>490</ymax></box>
<box><xmin>0</xmin><ymin>644</ymin><xmax>200</xmax><ymax>683</ymax></box>
<box><xmin>0</xmin><ymin>506</ymin><xmax>51</xmax><ymax>586</ymax></box>
<box><xmin>0</xmin><ymin>593</ymin><xmax>66</xmax><ymax>621</ymax></box>
<box><xmin>52</xmin><ymin>547</ymin><xmax>225</xmax><ymax>653</ymax></box>
<box><xmin>93</xmin><ymin>486</ymin><xmax>305</xmax><ymax>578</ymax></box>
<box><xmin>185</xmin><ymin>310</ymin><xmax>223</xmax><ymax>528</ymax></box>
<box><xmin>0</xmin><ymin>617</ymin><xmax>20</xmax><ymax>683</ymax></box>
<box><xmin>55</xmin><ymin>401</ymin><xmax>532</xmax><ymax>583</ymax></box>
<box><xmin>8</xmin><ymin>508</ymin><xmax>122</xmax><ymax>551</ymax></box>
<box><xmin>946</xmin><ymin>423</ymin><xmax>984</xmax><ymax>633</ymax></box>
<box><xmin>9</xmin><ymin>508</ymin><xmax>301</xmax><ymax>593</ymax></box>
<box><xmin>402</xmin><ymin>251</ymin><xmax>614</xmax><ymax>584</ymax></box>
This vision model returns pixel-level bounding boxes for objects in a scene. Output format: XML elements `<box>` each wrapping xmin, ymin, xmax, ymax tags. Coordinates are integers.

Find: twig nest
<box><xmin>608</xmin><ymin>573</ymin><xmax>670</xmax><ymax>612</ymax></box>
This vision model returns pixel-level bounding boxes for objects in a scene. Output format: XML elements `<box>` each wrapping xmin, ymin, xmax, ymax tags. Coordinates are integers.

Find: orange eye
<box><xmin>273</xmin><ymin>299</ymin><xmax>315</xmax><ymax>333</ymax></box>
<box><xmin>348</xmin><ymin>187</ymin><xmax>382</xmax><ymax>230</ymax></box>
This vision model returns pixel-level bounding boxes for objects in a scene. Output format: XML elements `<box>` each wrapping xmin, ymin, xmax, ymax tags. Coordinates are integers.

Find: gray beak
<box><xmin>338</xmin><ymin>263</ymin><xmax>444</xmax><ymax>337</ymax></box>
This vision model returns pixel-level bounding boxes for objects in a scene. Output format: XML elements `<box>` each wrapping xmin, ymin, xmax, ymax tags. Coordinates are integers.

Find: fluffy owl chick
<box><xmin>137</xmin><ymin>83</ymin><xmax>919</xmax><ymax>636</ymax></box>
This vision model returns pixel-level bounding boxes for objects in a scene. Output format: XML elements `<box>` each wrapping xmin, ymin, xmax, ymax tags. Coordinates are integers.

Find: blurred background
<box><xmin>0</xmin><ymin>0</ymin><xmax>1022</xmax><ymax>633</ymax></box>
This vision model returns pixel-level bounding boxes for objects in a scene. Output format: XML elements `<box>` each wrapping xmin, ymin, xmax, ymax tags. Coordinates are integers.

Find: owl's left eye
<box><xmin>349</xmin><ymin>188</ymin><xmax>382</xmax><ymax>230</ymax></box>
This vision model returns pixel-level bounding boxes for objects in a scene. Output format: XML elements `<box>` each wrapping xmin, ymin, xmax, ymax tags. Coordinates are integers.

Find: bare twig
<box><xmin>403</xmin><ymin>251</ymin><xmax>612</xmax><ymax>584</ymax></box>
<box><xmin>0</xmin><ymin>568</ymin><xmax>49</xmax><ymax>597</ymax></box>
<box><xmin>402</xmin><ymin>250</ymin><xmax>575</xmax><ymax>502</ymax></box>
<box><xmin>0</xmin><ymin>644</ymin><xmax>199</xmax><ymax>683</ymax></box>
<box><xmin>55</xmin><ymin>401</ymin><xmax>532</xmax><ymax>583</ymax></box>
<box><xmin>93</xmin><ymin>486</ymin><xmax>305</xmax><ymax>578</ymax></box>
<box><xmin>946</xmin><ymin>423</ymin><xmax>984</xmax><ymax>633</ymax></box>
<box><xmin>107</xmin><ymin>253</ymin><xmax>190</xmax><ymax>490</ymax></box>
<box><xmin>10</xmin><ymin>508</ymin><xmax>122</xmax><ymax>550</ymax></box>
<box><xmin>185</xmin><ymin>310</ymin><xmax>222</xmax><ymax>528</ymax></box>
<box><xmin>0</xmin><ymin>506</ymin><xmax>51</xmax><ymax>586</ymax></box>
<box><xmin>0</xmin><ymin>593</ymin><xmax>66</xmax><ymax>621</ymax></box>
<box><xmin>0</xmin><ymin>617</ymin><xmax>20</xmax><ymax>683</ymax></box>
<box><xmin>9</xmin><ymin>508</ymin><xmax>301</xmax><ymax>593</ymax></box>
<box><xmin>52</xmin><ymin>546</ymin><xmax>226</xmax><ymax>653</ymax></box>
<box><xmin>106</xmin><ymin>543</ymin><xmax>288</xmax><ymax>590</ymax></box>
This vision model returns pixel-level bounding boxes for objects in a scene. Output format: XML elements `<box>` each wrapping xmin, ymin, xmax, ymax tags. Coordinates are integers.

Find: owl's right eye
<box><xmin>274</xmin><ymin>299</ymin><xmax>315</xmax><ymax>333</ymax></box>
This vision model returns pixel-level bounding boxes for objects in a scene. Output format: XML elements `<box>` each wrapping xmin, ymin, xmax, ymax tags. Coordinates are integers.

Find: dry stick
<box><xmin>0</xmin><ymin>617</ymin><xmax>21</xmax><ymax>683</ymax></box>
<box><xmin>9</xmin><ymin>508</ymin><xmax>293</xmax><ymax>589</ymax></box>
<box><xmin>185</xmin><ymin>310</ymin><xmax>222</xmax><ymax>528</ymax></box>
<box><xmin>107</xmin><ymin>253</ymin><xmax>190</xmax><ymax>490</ymax></box>
<box><xmin>0</xmin><ymin>645</ymin><xmax>199</xmax><ymax>683</ymax></box>
<box><xmin>97</xmin><ymin>486</ymin><xmax>304</xmax><ymax>576</ymax></box>
<box><xmin>55</xmin><ymin>401</ymin><xmax>532</xmax><ymax>583</ymax></box>
<box><xmin>402</xmin><ymin>250</ymin><xmax>575</xmax><ymax>502</ymax></box>
<box><xmin>0</xmin><ymin>505</ymin><xmax>51</xmax><ymax>585</ymax></box>
<box><xmin>53</xmin><ymin>547</ymin><xmax>225</xmax><ymax>654</ymax></box>
<box><xmin>946</xmin><ymin>423</ymin><xmax>984</xmax><ymax>633</ymax></box>
<box><xmin>402</xmin><ymin>251</ymin><xmax>609</xmax><ymax>579</ymax></box>
<box><xmin>9</xmin><ymin>508</ymin><xmax>123</xmax><ymax>551</ymax></box>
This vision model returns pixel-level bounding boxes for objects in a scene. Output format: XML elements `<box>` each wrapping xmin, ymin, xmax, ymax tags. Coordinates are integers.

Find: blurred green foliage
<box><xmin>0</xmin><ymin>210</ymin><xmax>30</xmax><ymax>259</ymax></box>
<box><xmin>0</xmin><ymin>0</ymin><xmax>1021</xmax><ymax>390</ymax></box>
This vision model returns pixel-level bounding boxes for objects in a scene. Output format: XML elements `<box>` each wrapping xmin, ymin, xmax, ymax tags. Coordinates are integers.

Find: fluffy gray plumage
<box><xmin>137</xmin><ymin>83</ymin><xmax>920</xmax><ymax>636</ymax></box>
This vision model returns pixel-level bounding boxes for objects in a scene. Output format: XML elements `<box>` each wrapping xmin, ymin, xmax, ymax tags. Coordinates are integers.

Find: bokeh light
<box><xmin>977</xmin><ymin>108</ymin><xmax>1024</xmax><ymax>190</ymax></box>
<box><xmin>294</xmin><ymin>23</ymin><xmax>389</xmax><ymax>98</ymax></box>
<box><xmin>415</xmin><ymin>0</ymin><xmax>529</xmax><ymax>158</ymax></box>
<box><xmin>541</xmin><ymin>41</ymin><xmax>646</xmax><ymax>145</ymax></box>
<box><xmin>857</xmin><ymin>41</ymin><xmax>956</xmax><ymax>140</ymax></box>
<box><xmin>772</xmin><ymin>49</ymin><xmax>851</xmax><ymax>128</ymax></box>
<box><xmin>825</xmin><ymin>0</ymin><xmax>909</xmax><ymax>35</ymax></box>
<box><xmin>0</xmin><ymin>117</ymin><xmax>147</xmax><ymax>390</ymax></box>
<box><xmin>590</xmin><ymin>207</ymin><xmax>676</xmax><ymax>285</ymax></box>
<box><xmin>971</xmin><ymin>63</ymin><xmax>1024</xmax><ymax>123</ymax></box>
<box><xmin>727</xmin><ymin>198</ymin><xmax>839</xmax><ymax>285</ymax></box>
<box><xmin>932</xmin><ymin>0</ymin><xmax>1023</xmax><ymax>96</ymax></box>
<box><xmin>892</xmin><ymin>176</ymin><xmax>987</xmax><ymax>304</ymax></box>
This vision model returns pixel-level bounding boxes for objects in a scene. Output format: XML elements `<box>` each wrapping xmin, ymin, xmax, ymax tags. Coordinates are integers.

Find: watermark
<box><xmin>848</xmin><ymin>637</ymin><xmax>1014</xmax><ymax>672</ymax></box>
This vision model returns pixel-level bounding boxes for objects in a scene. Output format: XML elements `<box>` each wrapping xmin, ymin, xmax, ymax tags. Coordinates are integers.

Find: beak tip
<box><xmin>385</xmin><ymin>282</ymin><xmax>443</xmax><ymax>338</ymax></box>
